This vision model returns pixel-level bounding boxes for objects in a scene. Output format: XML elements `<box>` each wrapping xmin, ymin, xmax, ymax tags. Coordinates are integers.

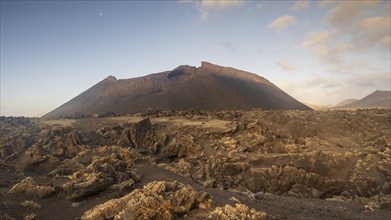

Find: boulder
<box><xmin>209</xmin><ymin>203</ymin><xmax>266</xmax><ymax>220</ymax></box>
<box><xmin>58</xmin><ymin>146</ymin><xmax>139</xmax><ymax>200</ymax></box>
<box><xmin>81</xmin><ymin>181</ymin><xmax>213</xmax><ymax>220</ymax></box>
<box><xmin>8</xmin><ymin>177</ymin><xmax>54</xmax><ymax>198</ymax></box>
<box><xmin>61</xmin><ymin>173</ymin><xmax>114</xmax><ymax>200</ymax></box>
<box><xmin>245</xmin><ymin>165</ymin><xmax>344</xmax><ymax>198</ymax></box>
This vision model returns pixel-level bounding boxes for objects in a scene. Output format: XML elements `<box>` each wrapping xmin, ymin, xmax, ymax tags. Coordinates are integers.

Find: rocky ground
<box><xmin>0</xmin><ymin>109</ymin><xmax>390</xmax><ymax>220</ymax></box>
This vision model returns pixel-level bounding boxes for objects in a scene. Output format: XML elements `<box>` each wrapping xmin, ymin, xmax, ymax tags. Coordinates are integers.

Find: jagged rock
<box><xmin>109</xmin><ymin>179</ymin><xmax>135</xmax><ymax>193</ymax></box>
<box><xmin>2</xmin><ymin>109</ymin><xmax>391</xmax><ymax>219</ymax></box>
<box><xmin>209</xmin><ymin>203</ymin><xmax>266</xmax><ymax>220</ymax></box>
<box><xmin>7</xmin><ymin>126</ymin><xmax>89</xmax><ymax>172</ymax></box>
<box><xmin>117</xmin><ymin>117</ymin><xmax>155</xmax><ymax>150</ymax></box>
<box><xmin>157</xmin><ymin>134</ymin><xmax>203</xmax><ymax>161</ymax></box>
<box><xmin>158</xmin><ymin>158</ymin><xmax>193</xmax><ymax>178</ymax></box>
<box><xmin>0</xmin><ymin>162</ymin><xmax>20</xmax><ymax>187</ymax></box>
<box><xmin>377</xmin><ymin>148</ymin><xmax>391</xmax><ymax>184</ymax></box>
<box><xmin>81</xmin><ymin>181</ymin><xmax>213</xmax><ymax>220</ymax></box>
<box><xmin>347</xmin><ymin>153</ymin><xmax>386</xmax><ymax>197</ymax></box>
<box><xmin>23</xmin><ymin>214</ymin><xmax>36</xmax><ymax>220</ymax></box>
<box><xmin>21</xmin><ymin>200</ymin><xmax>41</xmax><ymax>209</ymax></box>
<box><xmin>188</xmin><ymin>155</ymin><xmax>250</xmax><ymax>190</ymax></box>
<box><xmin>61</xmin><ymin>172</ymin><xmax>114</xmax><ymax>200</ymax></box>
<box><xmin>97</xmin><ymin>118</ymin><xmax>159</xmax><ymax>155</ymax></box>
<box><xmin>328</xmin><ymin>194</ymin><xmax>391</xmax><ymax>211</ymax></box>
<box><xmin>20</xmin><ymin>145</ymin><xmax>49</xmax><ymax>168</ymax></box>
<box><xmin>58</xmin><ymin>146</ymin><xmax>139</xmax><ymax>200</ymax></box>
<box><xmin>36</xmin><ymin>126</ymin><xmax>87</xmax><ymax>158</ymax></box>
<box><xmin>245</xmin><ymin>165</ymin><xmax>344</xmax><ymax>198</ymax></box>
<box><xmin>0</xmin><ymin>213</ymin><xmax>16</xmax><ymax>220</ymax></box>
<box><xmin>8</xmin><ymin>177</ymin><xmax>54</xmax><ymax>198</ymax></box>
<box><xmin>0</xmin><ymin>117</ymin><xmax>39</xmax><ymax>160</ymax></box>
<box><xmin>48</xmin><ymin>159</ymin><xmax>85</xmax><ymax>177</ymax></box>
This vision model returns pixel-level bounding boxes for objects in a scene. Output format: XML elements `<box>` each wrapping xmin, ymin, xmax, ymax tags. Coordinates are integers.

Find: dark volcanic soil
<box><xmin>1</xmin><ymin>109</ymin><xmax>391</xmax><ymax>219</ymax></box>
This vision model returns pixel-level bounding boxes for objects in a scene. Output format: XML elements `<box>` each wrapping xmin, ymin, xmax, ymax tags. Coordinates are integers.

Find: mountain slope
<box><xmin>44</xmin><ymin>62</ymin><xmax>311</xmax><ymax>118</ymax></box>
<box><xmin>336</xmin><ymin>90</ymin><xmax>391</xmax><ymax>109</ymax></box>
<box><xmin>334</xmin><ymin>99</ymin><xmax>359</xmax><ymax>108</ymax></box>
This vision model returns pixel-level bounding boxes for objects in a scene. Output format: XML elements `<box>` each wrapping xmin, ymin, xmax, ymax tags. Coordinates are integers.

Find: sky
<box><xmin>1</xmin><ymin>0</ymin><xmax>390</xmax><ymax>117</ymax></box>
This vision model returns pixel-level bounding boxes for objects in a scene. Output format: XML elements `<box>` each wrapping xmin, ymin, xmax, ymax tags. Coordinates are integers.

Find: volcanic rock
<box><xmin>1</xmin><ymin>109</ymin><xmax>391</xmax><ymax>219</ymax></box>
<box><xmin>209</xmin><ymin>203</ymin><xmax>266</xmax><ymax>220</ymax></box>
<box><xmin>58</xmin><ymin>146</ymin><xmax>139</xmax><ymax>200</ymax></box>
<box><xmin>8</xmin><ymin>177</ymin><xmax>54</xmax><ymax>198</ymax></box>
<box><xmin>81</xmin><ymin>181</ymin><xmax>213</xmax><ymax>220</ymax></box>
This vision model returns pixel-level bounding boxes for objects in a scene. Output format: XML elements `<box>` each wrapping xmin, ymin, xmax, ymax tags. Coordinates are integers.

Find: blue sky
<box><xmin>1</xmin><ymin>0</ymin><xmax>390</xmax><ymax>116</ymax></box>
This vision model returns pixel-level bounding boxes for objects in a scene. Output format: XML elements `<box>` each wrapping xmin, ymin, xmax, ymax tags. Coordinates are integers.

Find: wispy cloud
<box><xmin>268</xmin><ymin>15</ymin><xmax>296</xmax><ymax>32</ymax></box>
<box><xmin>326</xmin><ymin>59</ymin><xmax>370</xmax><ymax>74</ymax></box>
<box><xmin>276</xmin><ymin>59</ymin><xmax>300</xmax><ymax>71</ymax></box>
<box><xmin>278</xmin><ymin>71</ymin><xmax>391</xmax><ymax>105</ymax></box>
<box><xmin>256</xmin><ymin>3</ymin><xmax>265</xmax><ymax>11</ymax></box>
<box><xmin>178</xmin><ymin>0</ymin><xmax>195</xmax><ymax>3</ymax></box>
<box><xmin>179</xmin><ymin>0</ymin><xmax>244</xmax><ymax>20</ymax></box>
<box><xmin>303</xmin><ymin>1</ymin><xmax>390</xmax><ymax>68</ymax></box>
<box><xmin>325</xmin><ymin>1</ymin><xmax>379</xmax><ymax>28</ymax></box>
<box><xmin>290</xmin><ymin>0</ymin><xmax>309</xmax><ymax>11</ymax></box>
<box><xmin>198</xmin><ymin>0</ymin><xmax>243</xmax><ymax>10</ymax></box>
<box><xmin>302</xmin><ymin>30</ymin><xmax>355</xmax><ymax>65</ymax></box>
<box><xmin>352</xmin><ymin>16</ymin><xmax>391</xmax><ymax>50</ymax></box>
<box><xmin>219</xmin><ymin>40</ymin><xmax>238</xmax><ymax>52</ymax></box>
<box><xmin>318</xmin><ymin>0</ymin><xmax>336</xmax><ymax>8</ymax></box>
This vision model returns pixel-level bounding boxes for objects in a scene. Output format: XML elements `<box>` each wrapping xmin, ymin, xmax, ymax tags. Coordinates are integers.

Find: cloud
<box><xmin>302</xmin><ymin>30</ymin><xmax>355</xmax><ymax>64</ymax></box>
<box><xmin>268</xmin><ymin>15</ymin><xmax>296</xmax><ymax>32</ymax></box>
<box><xmin>304</xmin><ymin>1</ymin><xmax>390</xmax><ymax>63</ymax></box>
<box><xmin>326</xmin><ymin>59</ymin><xmax>370</xmax><ymax>74</ymax></box>
<box><xmin>349</xmin><ymin>72</ymin><xmax>391</xmax><ymax>88</ymax></box>
<box><xmin>352</xmin><ymin>16</ymin><xmax>391</xmax><ymax>50</ymax></box>
<box><xmin>276</xmin><ymin>60</ymin><xmax>299</xmax><ymax>71</ymax></box>
<box><xmin>303</xmin><ymin>0</ymin><xmax>390</xmax><ymax>70</ymax></box>
<box><xmin>301</xmin><ymin>75</ymin><xmax>337</xmax><ymax>89</ymax></box>
<box><xmin>290</xmin><ymin>0</ymin><xmax>309</xmax><ymax>11</ymax></box>
<box><xmin>198</xmin><ymin>0</ymin><xmax>243</xmax><ymax>10</ymax></box>
<box><xmin>179</xmin><ymin>0</ymin><xmax>244</xmax><ymax>20</ymax></box>
<box><xmin>285</xmin><ymin>0</ymin><xmax>390</xmax><ymax>105</ymax></box>
<box><xmin>381</xmin><ymin>36</ymin><xmax>391</xmax><ymax>48</ymax></box>
<box><xmin>178</xmin><ymin>0</ymin><xmax>195</xmax><ymax>3</ymax></box>
<box><xmin>302</xmin><ymin>28</ymin><xmax>389</xmax><ymax>74</ymax></box>
<box><xmin>256</xmin><ymin>3</ymin><xmax>265</xmax><ymax>10</ymax></box>
<box><xmin>325</xmin><ymin>1</ymin><xmax>379</xmax><ymax>29</ymax></box>
<box><xmin>318</xmin><ymin>0</ymin><xmax>336</xmax><ymax>8</ymax></box>
<box><xmin>219</xmin><ymin>41</ymin><xmax>237</xmax><ymax>52</ymax></box>
<box><xmin>278</xmin><ymin>71</ymin><xmax>390</xmax><ymax>105</ymax></box>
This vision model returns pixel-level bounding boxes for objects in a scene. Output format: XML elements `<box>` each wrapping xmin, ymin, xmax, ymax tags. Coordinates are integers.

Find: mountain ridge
<box><xmin>44</xmin><ymin>62</ymin><xmax>311</xmax><ymax>118</ymax></box>
<box><xmin>334</xmin><ymin>90</ymin><xmax>391</xmax><ymax>109</ymax></box>
<box><xmin>334</xmin><ymin>99</ymin><xmax>359</xmax><ymax>108</ymax></box>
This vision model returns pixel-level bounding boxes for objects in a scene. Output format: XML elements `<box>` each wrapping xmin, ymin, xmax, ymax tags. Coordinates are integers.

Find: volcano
<box><xmin>44</xmin><ymin>62</ymin><xmax>311</xmax><ymax>118</ymax></box>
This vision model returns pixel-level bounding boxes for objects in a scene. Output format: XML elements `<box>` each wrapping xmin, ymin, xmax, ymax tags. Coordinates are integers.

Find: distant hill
<box><xmin>44</xmin><ymin>62</ymin><xmax>311</xmax><ymax>118</ymax></box>
<box><xmin>335</xmin><ymin>90</ymin><xmax>391</xmax><ymax>109</ymax></box>
<box><xmin>303</xmin><ymin>103</ymin><xmax>333</xmax><ymax>110</ymax></box>
<box><xmin>334</xmin><ymin>99</ymin><xmax>359</xmax><ymax>108</ymax></box>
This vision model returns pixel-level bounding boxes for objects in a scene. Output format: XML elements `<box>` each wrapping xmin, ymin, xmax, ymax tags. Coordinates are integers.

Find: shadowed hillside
<box><xmin>335</xmin><ymin>91</ymin><xmax>391</xmax><ymax>109</ymax></box>
<box><xmin>334</xmin><ymin>99</ymin><xmax>359</xmax><ymax>108</ymax></box>
<box><xmin>44</xmin><ymin>62</ymin><xmax>310</xmax><ymax>118</ymax></box>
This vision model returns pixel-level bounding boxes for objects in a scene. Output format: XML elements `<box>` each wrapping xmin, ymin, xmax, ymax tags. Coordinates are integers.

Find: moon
<box><xmin>99</xmin><ymin>12</ymin><xmax>103</xmax><ymax>17</ymax></box>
